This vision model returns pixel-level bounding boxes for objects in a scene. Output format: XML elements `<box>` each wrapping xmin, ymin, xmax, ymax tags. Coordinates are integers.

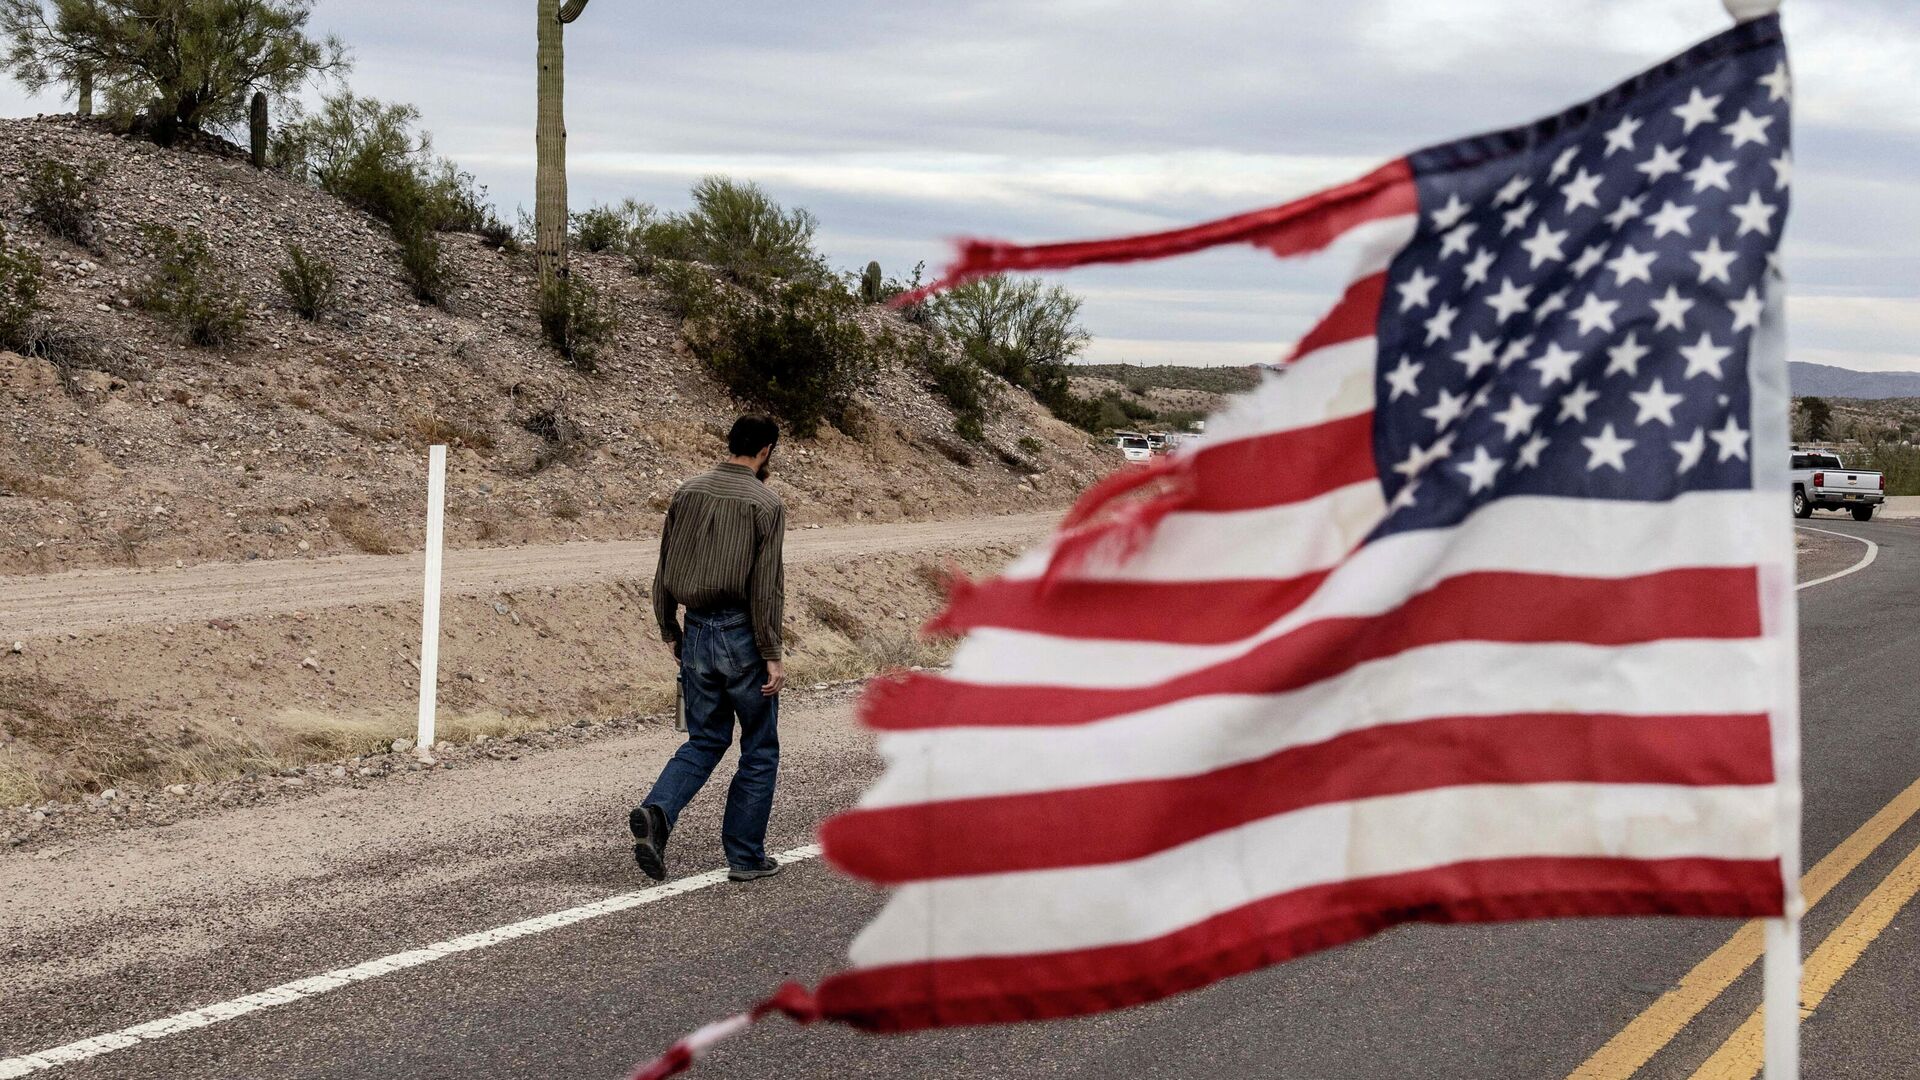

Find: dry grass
<box><xmin>787</xmin><ymin>628</ymin><xmax>949</xmax><ymax>686</ymax></box>
<box><xmin>807</xmin><ymin>595</ymin><xmax>865</xmax><ymax>641</ymax></box>
<box><xmin>550</xmin><ymin>492</ymin><xmax>583</xmax><ymax>521</ymax></box>
<box><xmin>0</xmin><ymin>464</ymin><xmax>70</xmax><ymax>500</ymax></box>
<box><xmin>327</xmin><ymin>508</ymin><xmax>403</xmax><ymax>555</ymax></box>
<box><xmin>407</xmin><ymin>413</ymin><xmax>495</xmax><ymax>451</ymax></box>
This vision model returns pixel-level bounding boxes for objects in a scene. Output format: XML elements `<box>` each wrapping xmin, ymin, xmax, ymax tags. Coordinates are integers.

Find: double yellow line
<box><xmin>1569</xmin><ymin>775</ymin><xmax>1920</xmax><ymax>1079</ymax></box>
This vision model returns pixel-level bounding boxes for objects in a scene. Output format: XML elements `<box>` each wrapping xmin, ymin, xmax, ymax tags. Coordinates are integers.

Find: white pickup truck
<box><xmin>1790</xmin><ymin>450</ymin><xmax>1884</xmax><ymax>521</ymax></box>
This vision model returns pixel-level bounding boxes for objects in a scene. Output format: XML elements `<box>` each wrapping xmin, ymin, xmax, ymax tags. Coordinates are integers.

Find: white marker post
<box><xmin>415</xmin><ymin>444</ymin><xmax>448</xmax><ymax>759</ymax></box>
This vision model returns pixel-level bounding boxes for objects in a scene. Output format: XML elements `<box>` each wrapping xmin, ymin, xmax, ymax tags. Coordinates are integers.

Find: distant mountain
<box><xmin>1790</xmin><ymin>363</ymin><xmax>1920</xmax><ymax>400</ymax></box>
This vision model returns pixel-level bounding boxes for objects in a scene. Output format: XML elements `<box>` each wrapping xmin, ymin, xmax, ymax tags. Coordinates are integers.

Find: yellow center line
<box><xmin>1687</xmin><ymin>835</ymin><xmax>1920</xmax><ymax>1080</ymax></box>
<box><xmin>1567</xmin><ymin>775</ymin><xmax>1920</xmax><ymax>1079</ymax></box>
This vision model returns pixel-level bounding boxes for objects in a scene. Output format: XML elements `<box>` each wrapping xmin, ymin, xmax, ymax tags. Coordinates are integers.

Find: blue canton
<box><xmin>1372</xmin><ymin>19</ymin><xmax>1790</xmax><ymax>538</ymax></box>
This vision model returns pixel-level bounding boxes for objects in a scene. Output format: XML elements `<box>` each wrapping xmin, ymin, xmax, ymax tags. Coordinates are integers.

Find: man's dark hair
<box><xmin>728</xmin><ymin>414</ymin><xmax>781</xmax><ymax>458</ymax></box>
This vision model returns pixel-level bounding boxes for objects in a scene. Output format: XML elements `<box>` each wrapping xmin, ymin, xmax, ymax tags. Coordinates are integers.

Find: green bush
<box><xmin>397</xmin><ymin>227</ymin><xmax>455</xmax><ymax>308</ymax></box>
<box><xmin>639</xmin><ymin>177</ymin><xmax>826</xmax><ymax>288</ymax></box>
<box><xmin>23</xmin><ymin>158</ymin><xmax>105</xmax><ymax>246</ymax></box>
<box><xmin>930</xmin><ymin>275</ymin><xmax>1091</xmax><ymax>427</ymax></box>
<box><xmin>673</xmin><ymin>270</ymin><xmax>880</xmax><ymax>436</ymax></box>
<box><xmin>277</xmin><ymin>242</ymin><xmax>338</xmax><ymax>321</ymax></box>
<box><xmin>136</xmin><ymin>225</ymin><xmax>246</xmax><ymax>347</ymax></box>
<box><xmin>279</xmin><ymin>93</ymin><xmax>488</xmax><ymax>234</ymax></box>
<box><xmin>539</xmin><ymin>274</ymin><xmax>618</xmax><ymax>374</ymax></box>
<box><xmin>0</xmin><ymin>227</ymin><xmax>43</xmax><ymax>353</ymax></box>
<box><xmin>571</xmin><ymin>199</ymin><xmax>651</xmax><ymax>254</ymax></box>
<box><xmin>1017</xmin><ymin>435</ymin><xmax>1044</xmax><ymax>457</ymax></box>
<box><xmin>1854</xmin><ymin>441</ymin><xmax>1920</xmax><ymax>497</ymax></box>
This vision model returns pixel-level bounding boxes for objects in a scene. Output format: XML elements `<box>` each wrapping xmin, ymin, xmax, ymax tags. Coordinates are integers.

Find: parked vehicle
<box><xmin>1789</xmin><ymin>450</ymin><xmax>1884</xmax><ymax>521</ymax></box>
<box><xmin>1116</xmin><ymin>434</ymin><xmax>1153</xmax><ymax>464</ymax></box>
<box><xmin>1146</xmin><ymin>432</ymin><xmax>1169</xmax><ymax>453</ymax></box>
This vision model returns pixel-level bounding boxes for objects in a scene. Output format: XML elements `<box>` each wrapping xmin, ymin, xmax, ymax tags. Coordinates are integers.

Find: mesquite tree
<box><xmin>535</xmin><ymin>0</ymin><xmax>590</xmax><ymax>289</ymax></box>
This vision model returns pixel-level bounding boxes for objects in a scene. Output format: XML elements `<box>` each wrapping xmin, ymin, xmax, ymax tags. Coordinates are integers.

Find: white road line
<box><xmin>0</xmin><ymin>844</ymin><xmax>824</xmax><ymax>1078</ymax></box>
<box><xmin>1796</xmin><ymin>525</ymin><xmax>1880</xmax><ymax>591</ymax></box>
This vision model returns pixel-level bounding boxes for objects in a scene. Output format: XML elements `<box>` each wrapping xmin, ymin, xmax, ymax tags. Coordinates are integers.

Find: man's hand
<box><xmin>762</xmin><ymin>660</ymin><xmax>786</xmax><ymax>697</ymax></box>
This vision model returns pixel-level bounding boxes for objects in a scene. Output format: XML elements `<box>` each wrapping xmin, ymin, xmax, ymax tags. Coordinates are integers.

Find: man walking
<box><xmin>630</xmin><ymin>415</ymin><xmax>788</xmax><ymax>883</ymax></box>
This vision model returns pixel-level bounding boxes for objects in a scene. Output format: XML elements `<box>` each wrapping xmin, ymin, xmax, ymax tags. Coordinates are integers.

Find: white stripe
<box><xmin>846</xmin><ymin>784</ymin><xmax>1777</xmax><ymax>968</ymax></box>
<box><xmin>1199</xmin><ymin>337</ymin><xmax>1379</xmax><ymax>446</ymax></box>
<box><xmin>952</xmin><ymin>489</ymin><xmax>1774</xmax><ymax>688</ymax></box>
<box><xmin>1002</xmin><ymin>480</ymin><xmax>1384</xmax><ymax>583</ymax></box>
<box><xmin>0</xmin><ymin>845</ymin><xmax>823</xmax><ymax>1078</ymax></box>
<box><xmin>1338</xmin><ymin>212</ymin><xmax>1418</xmax><ymax>279</ymax></box>
<box><xmin>860</xmin><ymin>638</ymin><xmax>1777</xmax><ymax>809</ymax></box>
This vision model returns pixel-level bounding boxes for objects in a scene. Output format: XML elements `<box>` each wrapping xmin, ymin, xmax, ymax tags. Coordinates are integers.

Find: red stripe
<box><xmin>896</xmin><ymin>160</ymin><xmax>1416</xmax><ymax>301</ymax></box>
<box><xmin>871</xmin><ymin>567</ymin><xmax>1762</xmax><ymax>732</ymax></box>
<box><xmin>1290</xmin><ymin>272</ymin><xmax>1386</xmax><ymax>360</ymax></box>
<box><xmin>814</xmin><ymin>855</ymin><xmax>1785</xmax><ymax>1032</ymax></box>
<box><xmin>1184</xmin><ymin>411</ymin><xmax>1377</xmax><ymax>512</ymax></box>
<box><xmin>823</xmin><ymin>712</ymin><xmax>1773</xmax><ymax>884</ymax></box>
<box><xmin>936</xmin><ymin>571</ymin><xmax>1336</xmax><ymax>644</ymax></box>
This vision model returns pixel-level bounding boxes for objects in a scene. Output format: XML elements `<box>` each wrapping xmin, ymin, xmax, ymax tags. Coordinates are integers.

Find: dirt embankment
<box><xmin>0</xmin><ymin>116</ymin><xmax>1110</xmax><ymax>575</ymax></box>
<box><xmin>0</xmin><ymin>513</ymin><xmax>1053</xmax><ymax>807</ymax></box>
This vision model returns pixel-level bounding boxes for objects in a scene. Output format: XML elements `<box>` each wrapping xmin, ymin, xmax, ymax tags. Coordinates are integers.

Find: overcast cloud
<box><xmin>4</xmin><ymin>0</ymin><xmax>1916</xmax><ymax>369</ymax></box>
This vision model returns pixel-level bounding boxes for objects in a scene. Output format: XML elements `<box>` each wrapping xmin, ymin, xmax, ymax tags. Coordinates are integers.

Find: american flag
<box><xmin>631</xmin><ymin>14</ymin><xmax>1799</xmax><ymax>1076</ymax></box>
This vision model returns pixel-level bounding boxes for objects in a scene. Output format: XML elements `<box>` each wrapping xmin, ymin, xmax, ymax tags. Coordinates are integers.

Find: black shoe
<box><xmin>629</xmin><ymin>804</ymin><xmax>670</xmax><ymax>881</ymax></box>
<box><xmin>728</xmin><ymin>857</ymin><xmax>783</xmax><ymax>882</ymax></box>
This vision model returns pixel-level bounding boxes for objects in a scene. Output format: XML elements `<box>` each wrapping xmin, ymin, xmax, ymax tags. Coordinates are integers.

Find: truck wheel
<box><xmin>1852</xmin><ymin>505</ymin><xmax>1875</xmax><ymax>522</ymax></box>
<box><xmin>1792</xmin><ymin>489</ymin><xmax>1811</xmax><ymax>518</ymax></box>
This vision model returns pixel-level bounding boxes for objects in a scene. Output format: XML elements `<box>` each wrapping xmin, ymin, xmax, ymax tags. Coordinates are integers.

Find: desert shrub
<box><xmin>521</xmin><ymin>398</ymin><xmax>588</xmax><ymax>474</ymax></box>
<box><xmin>397</xmin><ymin>228</ymin><xmax>455</xmax><ymax>308</ymax></box>
<box><xmin>639</xmin><ymin>176</ymin><xmax>826</xmax><ymax>288</ymax></box>
<box><xmin>917</xmin><ymin>340</ymin><xmax>996</xmax><ymax>443</ymax></box>
<box><xmin>930</xmin><ymin>274</ymin><xmax>1092</xmax><ymax>428</ymax></box>
<box><xmin>135</xmin><ymin>225</ymin><xmax>246</xmax><ymax>347</ymax></box>
<box><xmin>1854</xmin><ymin>441</ymin><xmax>1920</xmax><ymax>496</ymax></box>
<box><xmin>571</xmin><ymin>198</ymin><xmax>651</xmax><ymax>253</ymax></box>
<box><xmin>674</xmin><ymin>271</ymin><xmax>880</xmax><ymax>437</ymax></box>
<box><xmin>539</xmin><ymin>274</ymin><xmax>618</xmax><ymax>374</ymax></box>
<box><xmin>0</xmin><ymin>227</ymin><xmax>43</xmax><ymax>352</ymax></box>
<box><xmin>22</xmin><ymin>158</ymin><xmax>105</xmax><ymax>245</ymax></box>
<box><xmin>277</xmin><ymin>242</ymin><xmax>338</xmax><ymax>320</ymax></box>
<box><xmin>477</xmin><ymin>210</ymin><xmax>519</xmax><ymax>253</ymax></box>
<box><xmin>1075</xmin><ymin>363</ymin><xmax>1262</xmax><ymax>395</ymax></box>
<box><xmin>1017</xmin><ymin>435</ymin><xmax>1044</xmax><ymax>457</ymax></box>
<box><xmin>327</xmin><ymin>507</ymin><xmax>400</xmax><ymax>554</ymax></box>
<box><xmin>277</xmin><ymin>92</ymin><xmax>485</xmax><ymax>233</ymax></box>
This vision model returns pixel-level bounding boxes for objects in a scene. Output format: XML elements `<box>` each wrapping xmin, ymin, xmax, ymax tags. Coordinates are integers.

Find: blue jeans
<box><xmin>643</xmin><ymin>608</ymin><xmax>779</xmax><ymax>869</ymax></box>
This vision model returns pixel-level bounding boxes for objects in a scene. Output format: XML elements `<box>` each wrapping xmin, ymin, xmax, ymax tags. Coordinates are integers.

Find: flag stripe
<box><xmin>1172</xmin><ymin>336</ymin><xmax>1378</xmax><ymax>452</ymax></box>
<box><xmin>1292</xmin><ymin>272</ymin><xmax>1388</xmax><ymax>359</ymax></box>
<box><xmin>843</xmin><ymin>782</ymin><xmax>1779</xmax><ymax>966</ymax></box>
<box><xmin>859</xmin><ymin>639</ymin><xmax>1778</xmax><ymax>808</ymax></box>
<box><xmin>827</xmin><ymin>711</ymin><xmax>1774</xmax><ymax>884</ymax></box>
<box><xmin>875</xmin><ymin>566</ymin><xmax>1760</xmax><ymax>731</ymax></box>
<box><xmin>1184</xmin><ymin>412</ymin><xmax>1379</xmax><ymax>512</ymax></box>
<box><xmin>951</xmin><ymin>490</ymin><xmax>1772</xmax><ymax>674</ymax></box>
<box><xmin>816</xmin><ymin>854</ymin><xmax>1785</xmax><ymax>1033</ymax></box>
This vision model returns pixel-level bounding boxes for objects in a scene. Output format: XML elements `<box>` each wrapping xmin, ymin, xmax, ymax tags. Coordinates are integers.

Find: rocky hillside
<box><xmin>0</xmin><ymin>116</ymin><xmax>1108</xmax><ymax>575</ymax></box>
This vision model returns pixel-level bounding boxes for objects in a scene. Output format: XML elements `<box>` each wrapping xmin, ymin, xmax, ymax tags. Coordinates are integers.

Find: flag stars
<box><xmin>1484</xmin><ymin>278</ymin><xmax>1532</xmax><ymax>323</ymax></box>
<box><xmin>1759</xmin><ymin>60</ymin><xmax>1792</xmax><ymax>103</ymax></box>
<box><xmin>1531</xmin><ymin>343</ymin><xmax>1581</xmax><ymax>388</ymax></box>
<box><xmin>1570</xmin><ymin>293</ymin><xmax>1621</xmax><ymax>336</ymax></box>
<box><xmin>1463</xmin><ymin>247</ymin><xmax>1497</xmax><ymax>287</ymax></box>
<box><xmin>1731</xmin><ymin>191</ymin><xmax>1779</xmax><ymax>237</ymax></box>
<box><xmin>1430</xmin><ymin>193</ymin><xmax>1471</xmax><ymax>232</ymax></box>
<box><xmin>1558</xmin><ymin>381</ymin><xmax>1601</xmax><ymax>424</ymax></box>
<box><xmin>1672</xmin><ymin>427</ymin><xmax>1707</xmax><ymax>473</ymax></box>
<box><xmin>1440</xmin><ymin>222</ymin><xmax>1478</xmax><ymax>258</ymax></box>
<box><xmin>1729</xmin><ymin>287</ymin><xmax>1765</xmax><ymax>333</ymax></box>
<box><xmin>1648</xmin><ymin>200</ymin><xmax>1698</xmax><ymax>239</ymax></box>
<box><xmin>1605</xmin><ymin>194</ymin><xmax>1646</xmax><ymax>231</ymax></box>
<box><xmin>1456</xmin><ymin>446</ymin><xmax>1505</xmax><ymax>495</ymax></box>
<box><xmin>1520</xmin><ymin>221</ymin><xmax>1569</xmax><ymax>268</ymax></box>
<box><xmin>1630</xmin><ymin>378</ymin><xmax>1686</xmax><ymax>427</ymax></box>
<box><xmin>1722</xmin><ymin>108</ymin><xmax>1775</xmax><ymax>150</ymax></box>
<box><xmin>1651</xmin><ymin>285</ymin><xmax>1696</xmax><ymax>332</ymax></box>
<box><xmin>1690</xmin><ymin>237</ymin><xmax>1738</xmax><ymax>285</ymax></box>
<box><xmin>1582</xmin><ymin>424</ymin><xmax>1636</xmax><ymax>472</ymax></box>
<box><xmin>1680</xmin><ymin>332</ymin><xmax>1733</xmax><ymax>380</ymax></box>
<box><xmin>1572</xmin><ymin>244</ymin><xmax>1608</xmax><ymax>277</ymax></box>
<box><xmin>1685</xmin><ymin>156</ymin><xmax>1736</xmax><ymax>194</ymax></box>
<box><xmin>1491</xmin><ymin>395</ymin><xmax>1542</xmax><ymax>441</ymax></box>
<box><xmin>1549</xmin><ymin>146</ymin><xmax>1580</xmax><ymax>182</ymax></box>
<box><xmin>1709</xmin><ymin>415</ymin><xmax>1750</xmax><ymax>462</ymax></box>
<box><xmin>1603</xmin><ymin>115</ymin><xmax>1643</xmax><ymax>157</ymax></box>
<box><xmin>1561</xmin><ymin>168</ymin><xmax>1604</xmax><ymax>213</ymax></box>
<box><xmin>1384</xmin><ymin>356</ymin><xmax>1424</xmax><ymax>401</ymax></box>
<box><xmin>1494</xmin><ymin>173</ymin><xmax>1531</xmax><ymax>205</ymax></box>
<box><xmin>1423</xmin><ymin>303</ymin><xmax>1460</xmax><ymax>345</ymax></box>
<box><xmin>1453</xmin><ymin>333</ymin><xmax>1500</xmax><ymax>377</ymax></box>
<box><xmin>1421</xmin><ymin>388</ymin><xmax>1469</xmax><ymax>431</ymax></box>
<box><xmin>1502</xmin><ymin>199</ymin><xmax>1538</xmax><ymax>236</ymax></box>
<box><xmin>1636</xmin><ymin>144</ymin><xmax>1686</xmax><ymax>183</ymax></box>
<box><xmin>1673</xmin><ymin>87</ymin><xmax>1723</xmax><ymax>134</ymax></box>
<box><xmin>1605</xmin><ymin>245</ymin><xmax>1658</xmax><ymax>287</ymax></box>
<box><xmin>1499</xmin><ymin>335</ymin><xmax>1534</xmax><ymax>371</ymax></box>
<box><xmin>1515</xmin><ymin>432</ymin><xmax>1551</xmax><ymax>471</ymax></box>
<box><xmin>1771</xmin><ymin>151</ymin><xmax>1793</xmax><ymax>192</ymax></box>
<box><xmin>1397</xmin><ymin>266</ymin><xmax>1439</xmax><ymax>311</ymax></box>
<box><xmin>1605</xmin><ymin>331</ymin><xmax>1651</xmax><ymax>378</ymax></box>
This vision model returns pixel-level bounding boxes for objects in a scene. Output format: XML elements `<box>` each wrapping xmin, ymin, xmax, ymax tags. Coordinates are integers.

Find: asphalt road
<box><xmin>5</xmin><ymin>516</ymin><xmax>1918</xmax><ymax>1080</ymax></box>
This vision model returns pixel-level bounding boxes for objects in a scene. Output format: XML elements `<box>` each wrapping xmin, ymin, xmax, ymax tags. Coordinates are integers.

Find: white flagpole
<box><xmin>416</xmin><ymin>444</ymin><xmax>448</xmax><ymax>759</ymax></box>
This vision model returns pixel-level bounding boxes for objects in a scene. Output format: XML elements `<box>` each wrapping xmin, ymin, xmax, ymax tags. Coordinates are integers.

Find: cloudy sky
<box><xmin>4</xmin><ymin>0</ymin><xmax>1916</xmax><ymax>369</ymax></box>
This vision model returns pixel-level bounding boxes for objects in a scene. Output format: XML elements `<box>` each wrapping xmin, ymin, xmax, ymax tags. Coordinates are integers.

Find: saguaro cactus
<box><xmin>249</xmin><ymin>92</ymin><xmax>269</xmax><ymax>169</ymax></box>
<box><xmin>536</xmin><ymin>0</ymin><xmax>592</xmax><ymax>289</ymax></box>
<box><xmin>861</xmin><ymin>261</ymin><xmax>884</xmax><ymax>303</ymax></box>
<box><xmin>76</xmin><ymin>67</ymin><xmax>93</xmax><ymax>118</ymax></box>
